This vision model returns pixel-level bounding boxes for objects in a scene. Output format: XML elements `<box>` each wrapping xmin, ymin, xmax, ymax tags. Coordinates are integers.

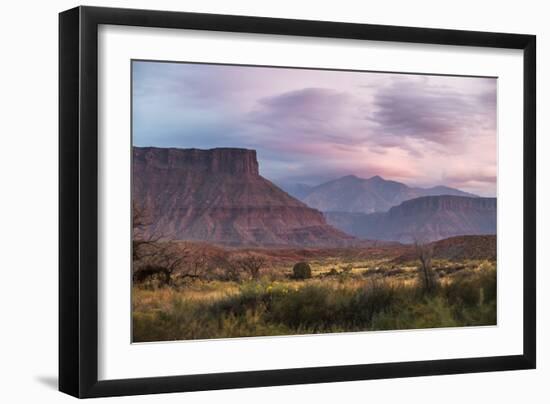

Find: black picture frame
<box><xmin>59</xmin><ymin>5</ymin><xmax>536</xmax><ymax>398</ymax></box>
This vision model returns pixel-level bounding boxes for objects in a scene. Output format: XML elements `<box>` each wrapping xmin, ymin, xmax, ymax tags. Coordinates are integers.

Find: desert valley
<box><xmin>132</xmin><ymin>146</ymin><xmax>497</xmax><ymax>342</ymax></box>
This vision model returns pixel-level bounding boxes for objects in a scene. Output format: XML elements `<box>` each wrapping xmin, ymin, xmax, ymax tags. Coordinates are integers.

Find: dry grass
<box><xmin>132</xmin><ymin>258</ymin><xmax>496</xmax><ymax>342</ymax></box>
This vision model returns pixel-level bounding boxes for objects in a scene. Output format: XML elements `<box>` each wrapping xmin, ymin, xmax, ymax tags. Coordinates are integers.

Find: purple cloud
<box><xmin>132</xmin><ymin>61</ymin><xmax>497</xmax><ymax>196</ymax></box>
<box><xmin>369</xmin><ymin>78</ymin><xmax>496</xmax><ymax>147</ymax></box>
<box><xmin>249</xmin><ymin>88</ymin><xmax>370</xmax><ymax>146</ymax></box>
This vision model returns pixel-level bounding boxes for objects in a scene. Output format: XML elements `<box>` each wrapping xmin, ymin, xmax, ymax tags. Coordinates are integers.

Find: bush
<box><xmin>268</xmin><ymin>284</ymin><xmax>333</xmax><ymax>329</ymax></box>
<box><xmin>133</xmin><ymin>265</ymin><xmax>172</xmax><ymax>287</ymax></box>
<box><xmin>268</xmin><ymin>279</ymin><xmax>400</xmax><ymax>331</ymax></box>
<box><xmin>293</xmin><ymin>262</ymin><xmax>312</xmax><ymax>279</ymax></box>
<box><xmin>348</xmin><ymin>277</ymin><xmax>398</xmax><ymax>324</ymax></box>
<box><xmin>441</xmin><ymin>262</ymin><xmax>497</xmax><ymax>325</ymax></box>
<box><xmin>443</xmin><ymin>263</ymin><xmax>496</xmax><ymax>307</ymax></box>
<box><xmin>371</xmin><ymin>297</ymin><xmax>458</xmax><ymax>330</ymax></box>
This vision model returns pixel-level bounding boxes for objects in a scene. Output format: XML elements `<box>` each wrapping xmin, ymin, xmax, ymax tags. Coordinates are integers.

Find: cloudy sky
<box><xmin>132</xmin><ymin>60</ymin><xmax>497</xmax><ymax>196</ymax></box>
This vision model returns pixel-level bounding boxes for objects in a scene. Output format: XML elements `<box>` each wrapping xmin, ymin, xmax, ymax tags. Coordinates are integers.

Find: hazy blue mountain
<box><xmin>277</xmin><ymin>182</ymin><xmax>314</xmax><ymax>199</ymax></box>
<box><xmin>325</xmin><ymin>195</ymin><xmax>496</xmax><ymax>243</ymax></box>
<box><xmin>303</xmin><ymin>175</ymin><xmax>478</xmax><ymax>213</ymax></box>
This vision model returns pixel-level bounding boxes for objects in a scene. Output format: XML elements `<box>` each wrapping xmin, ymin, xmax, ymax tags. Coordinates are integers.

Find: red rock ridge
<box><xmin>133</xmin><ymin>147</ymin><xmax>354</xmax><ymax>247</ymax></box>
<box><xmin>134</xmin><ymin>146</ymin><xmax>259</xmax><ymax>175</ymax></box>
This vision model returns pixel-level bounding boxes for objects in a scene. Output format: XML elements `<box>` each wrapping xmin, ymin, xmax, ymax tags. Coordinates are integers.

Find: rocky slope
<box><xmin>325</xmin><ymin>195</ymin><xmax>496</xmax><ymax>243</ymax></box>
<box><xmin>132</xmin><ymin>147</ymin><xmax>354</xmax><ymax>247</ymax></box>
<box><xmin>302</xmin><ymin>175</ymin><xmax>477</xmax><ymax>214</ymax></box>
<box><xmin>393</xmin><ymin>235</ymin><xmax>497</xmax><ymax>262</ymax></box>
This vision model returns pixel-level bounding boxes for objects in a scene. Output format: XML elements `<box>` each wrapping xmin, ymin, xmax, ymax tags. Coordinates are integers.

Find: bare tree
<box><xmin>132</xmin><ymin>201</ymin><xmax>192</xmax><ymax>286</ymax></box>
<box><xmin>132</xmin><ymin>241</ymin><xmax>190</xmax><ymax>286</ymax></box>
<box><xmin>132</xmin><ymin>200</ymin><xmax>163</xmax><ymax>262</ymax></box>
<box><xmin>216</xmin><ymin>255</ymin><xmax>242</xmax><ymax>282</ymax></box>
<box><xmin>234</xmin><ymin>253</ymin><xmax>267</xmax><ymax>280</ymax></box>
<box><xmin>179</xmin><ymin>244</ymin><xmax>211</xmax><ymax>281</ymax></box>
<box><xmin>414</xmin><ymin>236</ymin><xmax>439</xmax><ymax>294</ymax></box>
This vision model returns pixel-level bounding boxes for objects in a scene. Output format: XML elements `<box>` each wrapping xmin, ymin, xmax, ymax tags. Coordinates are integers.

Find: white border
<box><xmin>98</xmin><ymin>25</ymin><xmax>524</xmax><ymax>381</ymax></box>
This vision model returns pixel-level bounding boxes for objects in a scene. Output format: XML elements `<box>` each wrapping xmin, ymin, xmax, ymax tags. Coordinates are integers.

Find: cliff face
<box><xmin>132</xmin><ymin>147</ymin><xmax>353</xmax><ymax>247</ymax></box>
<box><xmin>388</xmin><ymin>195</ymin><xmax>496</xmax><ymax>217</ymax></box>
<box><xmin>133</xmin><ymin>147</ymin><xmax>260</xmax><ymax>175</ymax></box>
<box><xmin>325</xmin><ymin>195</ymin><xmax>496</xmax><ymax>243</ymax></box>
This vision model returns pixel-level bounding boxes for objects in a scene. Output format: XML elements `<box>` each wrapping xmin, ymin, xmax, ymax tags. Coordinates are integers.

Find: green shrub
<box><xmin>443</xmin><ymin>264</ymin><xmax>496</xmax><ymax>307</ymax></box>
<box><xmin>269</xmin><ymin>284</ymin><xmax>333</xmax><ymax>329</ymax></box>
<box><xmin>346</xmin><ymin>277</ymin><xmax>398</xmax><ymax>324</ymax></box>
<box><xmin>268</xmin><ymin>279</ymin><xmax>400</xmax><ymax>331</ymax></box>
<box><xmin>442</xmin><ymin>263</ymin><xmax>497</xmax><ymax>325</ymax></box>
<box><xmin>293</xmin><ymin>262</ymin><xmax>312</xmax><ymax>279</ymax></box>
<box><xmin>371</xmin><ymin>297</ymin><xmax>458</xmax><ymax>330</ymax></box>
<box><xmin>327</xmin><ymin>268</ymin><xmax>338</xmax><ymax>276</ymax></box>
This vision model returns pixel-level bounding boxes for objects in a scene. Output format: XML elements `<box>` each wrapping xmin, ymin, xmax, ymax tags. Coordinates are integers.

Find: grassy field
<box><xmin>132</xmin><ymin>254</ymin><xmax>496</xmax><ymax>342</ymax></box>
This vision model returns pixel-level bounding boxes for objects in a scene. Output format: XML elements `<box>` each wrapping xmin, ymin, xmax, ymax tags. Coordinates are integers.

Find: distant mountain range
<box><xmin>133</xmin><ymin>147</ymin><xmax>496</xmax><ymax>246</ymax></box>
<box><xmin>325</xmin><ymin>195</ymin><xmax>496</xmax><ymax>243</ymax></box>
<box><xmin>280</xmin><ymin>175</ymin><xmax>477</xmax><ymax>214</ymax></box>
<box><xmin>132</xmin><ymin>147</ymin><xmax>353</xmax><ymax>247</ymax></box>
<box><xmin>277</xmin><ymin>182</ymin><xmax>313</xmax><ymax>199</ymax></box>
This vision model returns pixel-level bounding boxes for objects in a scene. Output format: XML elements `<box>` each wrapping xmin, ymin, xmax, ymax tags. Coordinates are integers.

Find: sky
<box><xmin>132</xmin><ymin>60</ymin><xmax>497</xmax><ymax>196</ymax></box>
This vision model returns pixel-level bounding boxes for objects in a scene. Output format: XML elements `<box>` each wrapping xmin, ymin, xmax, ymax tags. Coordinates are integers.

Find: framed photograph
<box><xmin>59</xmin><ymin>6</ymin><xmax>536</xmax><ymax>398</ymax></box>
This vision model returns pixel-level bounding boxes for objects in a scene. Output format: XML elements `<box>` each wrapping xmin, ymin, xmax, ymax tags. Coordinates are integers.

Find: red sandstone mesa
<box><xmin>132</xmin><ymin>147</ymin><xmax>354</xmax><ymax>247</ymax></box>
